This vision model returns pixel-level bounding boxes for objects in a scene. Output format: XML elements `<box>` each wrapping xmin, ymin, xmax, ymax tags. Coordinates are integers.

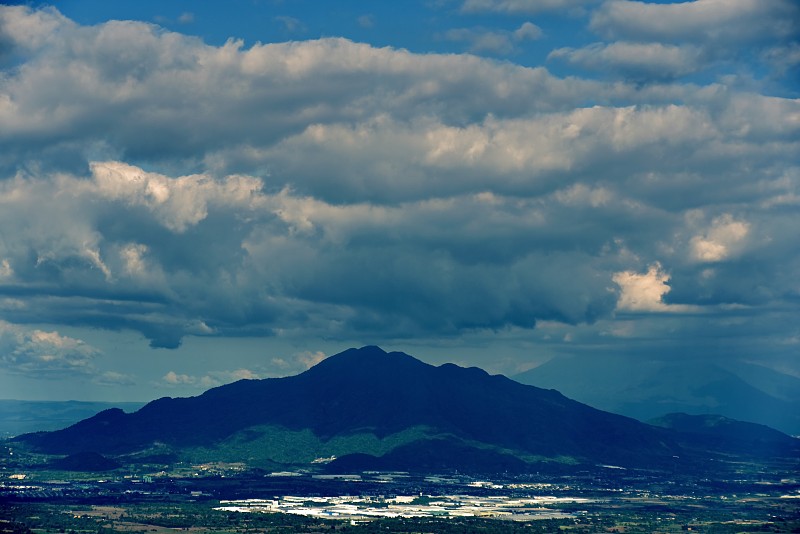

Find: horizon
<box><xmin>0</xmin><ymin>1</ymin><xmax>798</xmax><ymax>403</ymax></box>
<box><xmin>1</xmin><ymin>343</ymin><xmax>798</xmax><ymax>405</ymax></box>
<box><xmin>0</xmin><ymin>345</ymin><xmax>534</xmax><ymax>404</ymax></box>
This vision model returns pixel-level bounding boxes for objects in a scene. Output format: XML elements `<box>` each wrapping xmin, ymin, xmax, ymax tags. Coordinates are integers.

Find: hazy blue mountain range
<box><xmin>14</xmin><ymin>347</ymin><xmax>799</xmax><ymax>474</ymax></box>
<box><xmin>0</xmin><ymin>400</ymin><xmax>146</xmax><ymax>438</ymax></box>
<box><xmin>649</xmin><ymin>413</ymin><xmax>800</xmax><ymax>458</ymax></box>
<box><xmin>514</xmin><ymin>357</ymin><xmax>800</xmax><ymax>436</ymax></box>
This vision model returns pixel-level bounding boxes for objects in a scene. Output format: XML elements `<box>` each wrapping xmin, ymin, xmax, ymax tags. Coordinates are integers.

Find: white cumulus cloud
<box><xmin>613</xmin><ymin>263</ymin><xmax>692</xmax><ymax>313</ymax></box>
<box><xmin>690</xmin><ymin>214</ymin><xmax>750</xmax><ymax>263</ymax></box>
<box><xmin>162</xmin><ymin>368</ymin><xmax>261</xmax><ymax>388</ymax></box>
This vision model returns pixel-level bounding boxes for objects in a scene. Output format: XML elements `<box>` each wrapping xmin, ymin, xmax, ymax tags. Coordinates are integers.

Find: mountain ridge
<box><xmin>0</xmin><ymin>400</ymin><xmax>146</xmax><ymax>438</ymax></box>
<box><xmin>514</xmin><ymin>356</ymin><xmax>800</xmax><ymax>435</ymax></box>
<box><xmin>14</xmin><ymin>346</ymin><xmax>799</xmax><ymax>473</ymax></box>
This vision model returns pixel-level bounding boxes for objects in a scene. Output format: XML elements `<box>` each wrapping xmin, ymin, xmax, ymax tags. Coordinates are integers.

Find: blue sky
<box><xmin>0</xmin><ymin>0</ymin><xmax>798</xmax><ymax>401</ymax></box>
<box><xmin>49</xmin><ymin>0</ymin><xmax>591</xmax><ymax>66</ymax></box>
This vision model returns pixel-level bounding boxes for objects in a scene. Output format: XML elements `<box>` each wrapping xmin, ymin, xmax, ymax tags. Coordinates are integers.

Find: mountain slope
<box><xmin>649</xmin><ymin>413</ymin><xmax>800</xmax><ymax>458</ymax></box>
<box><xmin>0</xmin><ymin>400</ymin><xmax>145</xmax><ymax>438</ymax></box>
<box><xmin>514</xmin><ymin>356</ymin><xmax>800</xmax><ymax>435</ymax></box>
<box><xmin>16</xmin><ymin>346</ymin><xmax>681</xmax><ymax>470</ymax></box>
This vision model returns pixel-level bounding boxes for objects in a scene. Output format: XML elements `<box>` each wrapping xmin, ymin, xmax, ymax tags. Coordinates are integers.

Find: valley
<box><xmin>2</xmin><ymin>462</ymin><xmax>799</xmax><ymax>532</ymax></box>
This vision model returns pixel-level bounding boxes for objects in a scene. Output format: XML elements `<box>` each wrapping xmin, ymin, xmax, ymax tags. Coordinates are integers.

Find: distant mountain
<box><xmin>649</xmin><ymin>413</ymin><xmax>800</xmax><ymax>458</ymax></box>
<box><xmin>0</xmin><ymin>400</ymin><xmax>146</xmax><ymax>438</ymax></box>
<box><xmin>16</xmin><ymin>346</ymin><xmax>684</xmax><ymax>472</ymax></box>
<box><xmin>514</xmin><ymin>357</ymin><xmax>800</xmax><ymax>435</ymax></box>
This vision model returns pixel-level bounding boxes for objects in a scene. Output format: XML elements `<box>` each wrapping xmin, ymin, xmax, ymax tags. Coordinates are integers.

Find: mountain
<box><xmin>514</xmin><ymin>356</ymin><xmax>800</xmax><ymax>436</ymax></box>
<box><xmin>15</xmin><ymin>347</ymin><xmax>798</xmax><ymax>474</ymax></box>
<box><xmin>649</xmin><ymin>413</ymin><xmax>800</xmax><ymax>458</ymax></box>
<box><xmin>15</xmin><ymin>346</ymin><xmax>685</xmax><ymax>472</ymax></box>
<box><xmin>49</xmin><ymin>451</ymin><xmax>121</xmax><ymax>472</ymax></box>
<box><xmin>0</xmin><ymin>400</ymin><xmax>146</xmax><ymax>438</ymax></box>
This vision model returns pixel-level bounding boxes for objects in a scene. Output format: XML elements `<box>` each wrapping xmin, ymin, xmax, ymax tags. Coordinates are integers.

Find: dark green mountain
<box><xmin>49</xmin><ymin>451</ymin><xmax>121</xmax><ymax>472</ymax></box>
<box><xmin>16</xmin><ymin>346</ymin><xmax>684</xmax><ymax>471</ymax></box>
<box><xmin>325</xmin><ymin>438</ymin><xmax>529</xmax><ymax>474</ymax></box>
<box><xmin>514</xmin><ymin>356</ymin><xmax>800</xmax><ymax>435</ymax></box>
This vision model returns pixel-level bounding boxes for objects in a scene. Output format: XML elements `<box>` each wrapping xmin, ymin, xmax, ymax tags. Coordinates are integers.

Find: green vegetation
<box><xmin>3</xmin><ymin>492</ymin><xmax>799</xmax><ymax>534</ymax></box>
<box><xmin>0</xmin><ymin>503</ymin><xmax>575</xmax><ymax>533</ymax></box>
<box><xmin>183</xmin><ymin>425</ymin><xmax>438</xmax><ymax>466</ymax></box>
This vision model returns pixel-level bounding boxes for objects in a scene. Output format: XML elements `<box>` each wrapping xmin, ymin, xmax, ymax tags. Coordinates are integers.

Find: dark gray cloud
<box><xmin>0</xmin><ymin>4</ymin><xmax>798</xmax><ymax>390</ymax></box>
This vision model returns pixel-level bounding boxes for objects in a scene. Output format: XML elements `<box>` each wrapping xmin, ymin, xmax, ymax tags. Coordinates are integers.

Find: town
<box><xmin>3</xmin><ymin>458</ymin><xmax>799</xmax><ymax>532</ymax></box>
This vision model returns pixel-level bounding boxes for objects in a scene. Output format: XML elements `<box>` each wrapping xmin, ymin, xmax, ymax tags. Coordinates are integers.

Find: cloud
<box><xmin>177</xmin><ymin>12</ymin><xmax>194</xmax><ymax>25</ymax></box>
<box><xmin>0</xmin><ymin>321</ymin><xmax>136</xmax><ymax>387</ymax></box>
<box><xmin>357</xmin><ymin>14</ymin><xmax>375</xmax><ymax>28</ymax></box>
<box><xmin>590</xmin><ymin>0</ymin><xmax>799</xmax><ymax>44</ymax></box>
<box><xmin>514</xmin><ymin>21</ymin><xmax>543</xmax><ymax>41</ymax></box>
<box><xmin>461</xmin><ymin>0</ymin><xmax>596</xmax><ymax>14</ymax></box>
<box><xmin>613</xmin><ymin>263</ymin><xmax>692</xmax><ymax>313</ymax></box>
<box><xmin>0</xmin><ymin>5</ymin><xmax>798</xmax><ymax>365</ymax></box>
<box><xmin>536</xmin><ymin>0</ymin><xmax>800</xmax><ymax>87</ymax></box>
<box><xmin>275</xmin><ymin>15</ymin><xmax>306</xmax><ymax>34</ymax></box>
<box><xmin>689</xmin><ymin>214</ymin><xmax>750</xmax><ymax>263</ymax></box>
<box><xmin>1</xmin><ymin>158</ymin><xmax>632</xmax><ymax>344</ymax></box>
<box><xmin>549</xmin><ymin>42</ymin><xmax>706</xmax><ymax>81</ymax></box>
<box><xmin>161</xmin><ymin>368</ymin><xmax>260</xmax><ymax>388</ymax></box>
<box><xmin>95</xmin><ymin>370</ymin><xmax>136</xmax><ymax>386</ymax></box>
<box><xmin>0</xmin><ymin>321</ymin><xmax>99</xmax><ymax>377</ymax></box>
<box><xmin>257</xmin><ymin>105</ymin><xmax>734</xmax><ymax>203</ymax></box>
<box><xmin>443</xmin><ymin>27</ymin><xmax>515</xmax><ymax>55</ymax></box>
<box><xmin>0</xmin><ymin>7</ymin><xmax>600</xmax><ymax>176</ymax></box>
<box><xmin>0</xmin><ymin>5</ymin><xmax>68</xmax><ymax>54</ymax></box>
<box><xmin>162</xmin><ymin>370</ymin><xmax>196</xmax><ymax>385</ymax></box>
<box><xmin>89</xmin><ymin>161</ymin><xmax>261</xmax><ymax>232</ymax></box>
<box><xmin>761</xmin><ymin>43</ymin><xmax>800</xmax><ymax>78</ymax></box>
<box><xmin>443</xmin><ymin>22</ymin><xmax>542</xmax><ymax>55</ymax></box>
<box><xmin>295</xmin><ymin>350</ymin><xmax>327</xmax><ymax>369</ymax></box>
<box><xmin>612</xmin><ymin>262</ymin><xmax>704</xmax><ymax>314</ymax></box>
<box><xmin>0</xmin><ymin>259</ymin><xmax>12</xmax><ymax>279</ymax></box>
<box><xmin>581</xmin><ymin>0</ymin><xmax>800</xmax><ymax>81</ymax></box>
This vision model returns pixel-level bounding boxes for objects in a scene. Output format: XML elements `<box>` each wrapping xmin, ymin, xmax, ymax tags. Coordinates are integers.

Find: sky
<box><xmin>0</xmin><ymin>0</ymin><xmax>798</xmax><ymax>402</ymax></box>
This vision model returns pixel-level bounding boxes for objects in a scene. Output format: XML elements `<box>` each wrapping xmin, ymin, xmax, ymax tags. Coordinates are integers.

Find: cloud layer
<box><xmin>549</xmin><ymin>0</ymin><xmax>800</xmax><ymax>81</ymax></box>
<box><xmin>0</xmin><ymin>3</ymin><xmax>798</xmax><ymax>390</ymax></box>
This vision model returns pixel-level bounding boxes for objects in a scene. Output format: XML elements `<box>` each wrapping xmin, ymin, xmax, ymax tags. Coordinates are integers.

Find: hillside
<box><xmin>0</xmin><ymin>400</ymin><xmax>146</xmax><ymax>438</ymax></box>
<box><xmin>649</xmin><ymin>413</ymin><xmax>800</xmax><ymax>458</ymax></box>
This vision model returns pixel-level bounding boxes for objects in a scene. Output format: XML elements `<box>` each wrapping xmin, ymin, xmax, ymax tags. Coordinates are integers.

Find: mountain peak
<box><xmin>303</xmin><ymin>345</ymin><xmax>428</xmax><ymax>377</ymax></box>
